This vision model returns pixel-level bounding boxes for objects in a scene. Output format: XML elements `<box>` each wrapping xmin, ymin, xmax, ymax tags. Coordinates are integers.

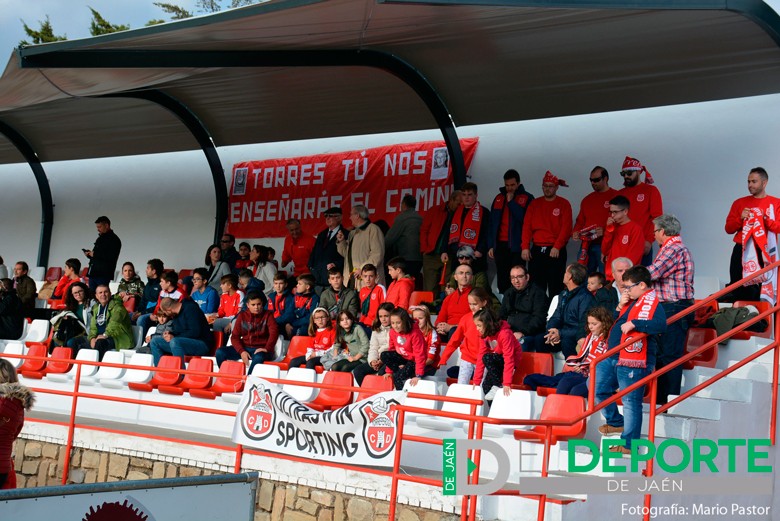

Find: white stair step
<box><xmin>655</xmin><ymin>395</ymin><xmax>721</xmax><ymax>420</ymax></box>
<box><xmin>640</xmin><ymin>413</ymin><xmax>700</xmax><ymax>440</ymax></box>
<box><xmin>693</xmin><ymin>374</ymin><xmax>752</xmax><ymax>402</ymax></box>
<box><xmin>690</xmin><ymin>362</ymin><xmax>774</xmax><ymax>384</ymax></box>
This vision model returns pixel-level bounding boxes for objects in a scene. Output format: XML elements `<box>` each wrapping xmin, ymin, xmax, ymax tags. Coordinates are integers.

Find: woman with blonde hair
<box><xmin>0</xmin><ymin>358</ymin><xmax>35</xmax><ymax>489</ymax></box>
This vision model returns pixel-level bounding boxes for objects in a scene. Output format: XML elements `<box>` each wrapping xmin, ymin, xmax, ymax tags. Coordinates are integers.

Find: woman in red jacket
<box><xmin>0</xmin><ymin>358</ymin><xmax>35</xmax><ymax>489</ymax></box>
<box><xmin>381</xmin><ymin>307</ymin><xmax>428</xmax><ymax>390</ymax></box>
<box><xmin>472</xmin><ymin>308</ymin><xmax>522</xmax><ymax>400</ymax></box>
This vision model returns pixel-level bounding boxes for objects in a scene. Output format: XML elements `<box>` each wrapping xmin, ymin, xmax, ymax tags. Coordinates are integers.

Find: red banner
<box><xmin>226</xmin><ymin>138</ymin><xmax>479</xmax><ymax>238</ymax></box>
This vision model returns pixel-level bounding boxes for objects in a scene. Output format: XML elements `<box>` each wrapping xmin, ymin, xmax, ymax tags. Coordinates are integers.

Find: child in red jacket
<box><xmin>381</xmin><ymin>307</ymin><xmax>428</xmax><ymax>390</ymax></box>
<box><xmin>385</xmin><ymin>257</ymin><xmax>415</xmax><ymax>310</ymax></box>
<box><xmin>472</xmin><ymin>308</ymin><xmax>522</xmax><ymax>400</ymax></box>
<box><xmin>438</xmin><ymin>287</ymin><xmax>491</xmax><ymax>384</ymax></box>
<box><xmin>289</xmin><ymin>307</ymin><xmax>337</xmax><ymax>370</ymax></box>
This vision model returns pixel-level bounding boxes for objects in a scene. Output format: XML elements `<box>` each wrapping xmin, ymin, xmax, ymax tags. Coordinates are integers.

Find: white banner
<box><xmin>232</xmin><ymin>376</ymin><xmax>406</xmax><ymax>467</ymax></box>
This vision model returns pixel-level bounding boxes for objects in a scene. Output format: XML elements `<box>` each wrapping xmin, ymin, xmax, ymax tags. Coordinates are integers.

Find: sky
<box><xmin>0</xmin><ymin>0</ymin><xmax>202</xmax><ymax>59</ymax></box>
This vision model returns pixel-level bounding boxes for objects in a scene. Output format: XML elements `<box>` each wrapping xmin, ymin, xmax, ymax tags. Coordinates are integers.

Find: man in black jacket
<box><xmin>308</xmin><ymin>207</ymin><xmax>345</xmax><ymax>294</ymax></box>
<box><xmin>499</xmin><ymin>265</ymin><xmax>547</xmax><ymax>342</ymax></box>
<box><xmin>0</xmin><ymin>278</ymin><xmax>23</xmax><ymax>340</ymax></box>
<box><xmin>85</xmin><ymin>216</ymin><xmax>121</xmax><ymax>290</ymax></box>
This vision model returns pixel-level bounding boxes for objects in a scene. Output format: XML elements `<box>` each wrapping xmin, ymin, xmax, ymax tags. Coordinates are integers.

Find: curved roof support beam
<box><xmin>20</xmin><ymin>49</ymin><xmax>467</xmax><ymax>188</ymax></box>
<box><xmin>0</xmin><ymin>120</ymin><xmax>54</xmax><ymax>269</ymax></box>
<box><xmin>103</xmin><ymin>91</ymin><xmax>227</xmax><ymax>244</ymax></box>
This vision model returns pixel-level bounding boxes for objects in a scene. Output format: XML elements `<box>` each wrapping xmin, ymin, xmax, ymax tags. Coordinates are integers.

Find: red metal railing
<box><xmin>4</xmin><ymin>256</ymin><xmax>779</xmax><ymax>521</ymax></box>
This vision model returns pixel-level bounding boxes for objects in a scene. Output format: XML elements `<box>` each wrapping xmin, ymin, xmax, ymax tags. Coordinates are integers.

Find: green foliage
<box><xmin>89</xmin><ymin>7</ymin><xmax>130</xmax><ymax>36</ymax></box>
<box><xmin>19</xmin><ymin>16</ymin><xmax>67</xmax><ymax>47</ymax></box>
<box><xmin>153</xmin><ymin>2</ymin><xmax>193</xmax><ymax>20</ymax></box>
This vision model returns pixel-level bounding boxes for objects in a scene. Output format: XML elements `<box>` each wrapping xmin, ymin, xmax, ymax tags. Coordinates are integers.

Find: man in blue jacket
<box><xmin>487</xmin><ymin>169</ymin><xmax>534</xmax><ymax>294</ymax></box>
<box><xmin>150</xmin><ymin>297</ymin><xmax>213</xmax><ymax>365</ymax></box>
<box><xmin>525</xmin><ymin>263</ymin><xmax>595</xmax><ymax>358</ymax></box>
<box><xmin>595</xmin><ymin>265</ymin><xmax>667</xmax><ymax>454</ymax></box>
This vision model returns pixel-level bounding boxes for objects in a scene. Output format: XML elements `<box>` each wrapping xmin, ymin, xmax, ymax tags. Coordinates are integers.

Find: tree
<box><xmin>152</xmin><ymin>2</ymin><xmax>193</xmax><ymax>21</ymax></box>
<box><xmin>89</xmin><ymin>7</ymin><xmax>130</xmax><ymax>36</ymax></box>
<box><xmin>197</xmin><ymin>0</ymin><xmax>222</xmax><ymax>13</ymax></box>
<box><xmin>19</xmin><ymin>16</ymin><xmax>67</xmax><ymax>47</ymax></box>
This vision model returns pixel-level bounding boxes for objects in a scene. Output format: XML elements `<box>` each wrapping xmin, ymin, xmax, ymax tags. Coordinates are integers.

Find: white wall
<box><xmin>1</xmin><ymin>93</ymin><xmax>778</xmax><ymax>282</ymax></box>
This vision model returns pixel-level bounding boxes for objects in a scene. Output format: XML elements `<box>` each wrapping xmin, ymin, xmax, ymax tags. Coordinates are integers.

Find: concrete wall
<box><xmin>2</xmin><ymin>93</ymin><xmax>780</xmax><ymax>281</ymax></box>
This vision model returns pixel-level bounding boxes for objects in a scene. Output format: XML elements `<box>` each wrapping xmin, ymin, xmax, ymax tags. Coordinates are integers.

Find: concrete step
<box><xmin>689</xmin><ymin>362</ymin><xmax>775</xmax><ymax>384</ymax></box>
<box><xmin>716</xmin><ymin>337</ymin><xmax>773</xmax><ymax>369</ymax></box>
<box><xmin>641</xmin><ymin>395</ymin><xmax>721</xmax><ymax>420</ymax></box>
<box><xmin>691</xmin><ymin>374</ymin><xmax>752</xmax><ymax>402</ymax></box>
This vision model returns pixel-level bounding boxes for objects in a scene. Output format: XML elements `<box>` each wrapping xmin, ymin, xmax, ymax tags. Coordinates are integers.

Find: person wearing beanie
<box><xmin>617</xmin><ymin>156</ymin><xmax>664</xmax><ymax>265</ymax></box>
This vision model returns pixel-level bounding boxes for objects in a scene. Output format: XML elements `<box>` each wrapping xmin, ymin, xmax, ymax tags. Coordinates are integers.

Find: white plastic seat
<box><xmin>416</xmin><ymin>383</ymin><xmax>484</xmax><ymax>432</ymax></box>
<box><xmin>468</xmin><ymin>389</ymin><xmax>534</xmax><ymax>438</ymax></box>
<box><xmin>401</xmin><ymin>378</ymin><xmax>440</xmax><ymax>420</ymax></box>
<box><xmin>1</xmin><ymin>342</ymin><xmax>26</xmax><ymax>369</ymax></box>
<box><xmin>20</xmin><ymin>319</ymin><xmax>50</xmax><ymax>344</ymax></box>
<box><xmin>546</xmin><ymin>295</ymin><xmax>559</xmax><ymax>322</ymax></box>
<box><xmin>142</xmin><ymin>326</ymin><xmax>157</xmax><ymax>347</ymax></box>
<box><xmin>273</xmin><ymin>336</ymin><xmax>287</xmax><ymax>361</ymax></box>
<box><xmin>108</xmin><ymin>282</ymin><xmax>120</xmax><ymax>294</ymax></box>
<box><xmin>100</xmin><ymin>352</ymin><xmax>154</xmax><ymax>388</ymax></box>
<box><xmin>80</xmin><ymin>351</ymin><xmax>126</xmax><ymax>386</ymax></box>
<box><xmin>46</xmin><ymin>349</ymin><xmax>100</xmax><ymax>382</ymax></box>
<box><xmin>283</xmin><ymin>367</ymin><xmax>318</xmax><ymax>402</ymax></box>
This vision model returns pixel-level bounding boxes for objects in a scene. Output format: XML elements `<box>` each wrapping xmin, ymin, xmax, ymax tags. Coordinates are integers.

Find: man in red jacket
<box><xmin>521</xmin><ymin>171</ymin><xmax>573</xmax><ymax>299</ymax></box>
<box><xmin>601</xmin><ymin>195</ymin><xmax>644</xmax><ymax>282</ymax></box>
<box><xmin>724</xmin><ymin>167</ymin><xmax>780</xmax><ymax>301</ymax></box>
<box><xmin>435</xmin><ymin>264</ymin><xmax>473</xmax><ymax>341</ymax></box>
<box><xmin>573</xmin><ymin>166</ymin><xmax>617</xmax><ymax>273</ymax></box>
<box><xmin>617</xmin><ymin>156</ymin><xmax>663</xmax><ymax>265</ymax></box>
<box><xmin>419</xmin><ymin>190</ymin><xmax>461</xmax><ymax>293</ymax></box>
<box><xmin>282</xmin><ymin>218</ymin><xmax>316</xmax><ymax>278</ymax></box>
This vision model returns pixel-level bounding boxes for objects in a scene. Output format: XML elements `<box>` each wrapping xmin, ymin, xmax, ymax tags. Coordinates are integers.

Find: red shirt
<box><xmin>52</xmin><ymin>275</ymin><xmax>78</xmax><ymax>301</ymax></box>
<box><xmin>602</xmin><ymin>220</ymin><xmax>645</xmax><ymax>281</ymax></box>
<box><xmin>440</xmin><ymin>311</ymin><xmax>480</xmax><ymax>365</ymax></box>
<box><xmin>358</xmin><ymin>284</ymin><xmax>386</xmax><ymax>327</ymax></box>
<box><xmin>473</xmin><ymin>321</ymin><xmax>522</xmax><ymax>387</ymax></box>
<box><xmin>436</xmin><ymin>286</ymin><xmax>473</xmax><ymax>327</ymax></box>
<box><xmin>618</xmin><ymin>183</ymin><xmax>663</xmax><ymax>242</ymax></box>
<box><xmin>385</xmin><ymin>276</ymin><xmax>414</xmax><ymax>310</ymax></box>
<box><xmin>521</xmin><ymin>196</ymin><xmax>573</xmax><ymax>250</ymax></box>
<box><xmin>386</xmin><ymin>324</ymin><xmax>427</xmax><ymax>377</ymax></box>
<box><xmin>574</xmin><ymin>188</ymin><xmax>618</xmax><ymax>243</ymax></box>
<box><xmin>311</xmin><ymin>328</ymin><xmax>337</xmax><ymax>357</ymax></box>
<box><xmin>218</xmin><ymin>291</ymin><xmax>244</xmax><ymax>318</ymax></box>
<box><xmin>282</xmin><ymin>234</ymin><xmax>316</xmax><ymax>277</ymax></box>
<box><xmin>230</xmin><ymin>309</ymin><xmax>279</xmax><ymax>355</ymax></box>
<box><xmin>420</xmin><ymin>202</ymin><xmax>450</xmax><ymax>254</ymax></box>
<box><xmin>725</xmin><ymin>195</ymin><xmax>780</xmax><ymax>243</ymax></box>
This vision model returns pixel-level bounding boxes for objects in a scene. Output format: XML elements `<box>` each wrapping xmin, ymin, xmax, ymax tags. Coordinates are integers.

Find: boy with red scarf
<box><xmin>442</xmin><ymin>182</ymin><xmax>489</xmax><ymax>276</ymax></box>
<box><xmin>595</xmin><ymin>265</ymin><xmax>666</xmax><ymax>454</ymax></box>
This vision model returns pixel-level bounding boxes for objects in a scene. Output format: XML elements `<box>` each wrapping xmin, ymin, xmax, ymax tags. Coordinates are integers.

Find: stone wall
<box><xmin>12</xmin><ymin>438</ymin><xmax>460</xmax><ymax>521</ymax></box>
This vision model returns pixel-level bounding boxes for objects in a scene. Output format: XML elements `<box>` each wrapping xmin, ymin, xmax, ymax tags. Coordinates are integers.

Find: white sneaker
<box><xmin>484</xmin><ymin>386</ymin><xmax>500</xmax><ymax>401</ymax></box>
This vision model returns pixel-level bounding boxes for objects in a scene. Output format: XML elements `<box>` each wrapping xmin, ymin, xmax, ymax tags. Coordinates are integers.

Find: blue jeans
<box><xmin>595</xmin><ymin>355</ymin><xmax>622</xmax><ymax>427</ymax></box>
<box><xmin>596</xmin><ymin>356</ymin><xmax>648</xmax><ymax>449</ymax></box>
<box><xmin>657</xmin><ymin>300</ymin><xmax>693</xmax><ymax>405</ymax></box>
<box><xmin>150</xmin><ymin>336</ymin><xmax>208</xmax><ymax>365</ymax></box>
<box><xmin>216</xmin><ymin>346</ymin><xmax>265</xmax><ymax>374</ymax></box>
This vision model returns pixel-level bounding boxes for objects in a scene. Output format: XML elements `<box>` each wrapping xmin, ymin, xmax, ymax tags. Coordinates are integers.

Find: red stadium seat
<box><xmin>19</xmin><ymin>344</ymin><xmax>48</xmax><ymax>377</ymax></box>
<box><xmin>159</xmin><ymin>357</ymin><xmax>214</xmax><ymax>395</ymax></box>
<box><xmin>511</xmin><ymin>352</ymin><xmax>554</xmax><ymax>390</ymax></box>
<box><xmin>189</xmin><ymin>360</ymin><xmax>246</xmax><ymax>399</ymax></box>
<box><xmin>306</xmin><ymin>371</ymin><xmax>354</xmax><ymax>411</ymax></box>
<box><xmin>128</xmin><ymin>356</ymin><xmax>182</xmax><ymax>392</ymax></box>
<box><xmin>513</xmin><ymin>394</ymin><xmax>586</xmax><ymax>445</ymax></box>
<box><xmin>80</xmin><ymin>268</ymin><xmax>89</xmax><ymax>279</ymax></box>
<box><xmin>266</xmin><ymin>336</ymin><xmax>313</xmax><ymax>370</ymax></box>
<box><xmin>409</xmin><ymin>291</ymin><xmax>434</xmax><ymax>307</ymax></box>
<box><xmin>732</xmin><ymin>301</ymin><xmax>773</xmax><ymax>340</ymax></box>
<box><xmin>356</xmin><ymin>374</ymin><xmax>394</xmax><ymax>402</ymax></box>
<box><xmin>683</xmin><ymin>327</ymin><xmax>718</xmax><ymax>370</ymax></box>
<box><xmin>44</xmin><ymin>267</ymin><xmax>62</xmax><ymax>282</ymax></box>
<box><xmin>178</xmin><ymin>269</ymin><xmax>194</xmax><ymax>282</ymax></box>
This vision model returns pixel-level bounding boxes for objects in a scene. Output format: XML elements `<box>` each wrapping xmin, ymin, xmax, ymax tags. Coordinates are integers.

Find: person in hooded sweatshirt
<box><xmin>472</xmin><ymin>308</ymin><xmax>522</xmax><ymax>400</ymax></box>
<box><xmin>0</xmin><ymin>358</ymin><xmax>35</xmax><ymax>489</ymax></box>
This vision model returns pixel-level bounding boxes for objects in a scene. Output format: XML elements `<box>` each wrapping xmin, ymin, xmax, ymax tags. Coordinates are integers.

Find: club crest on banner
<box><xmin>240</xmin><ymin>383</ymin><xmax>276</xmax><ymax>441</ymax></box>
<box><xmin>359</xmin><ymin>397</ymin><xmax>400</xmax><ymax>459</ymax></box>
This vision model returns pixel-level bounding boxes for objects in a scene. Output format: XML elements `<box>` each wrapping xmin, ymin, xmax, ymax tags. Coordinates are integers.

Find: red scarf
<box><xmin>618</xmin><ymin>289</ymin><xmax>659</xmax><ymax>368</ymax></box>
<box><xmin>576</xmin><ymin>224</ymin><xmax>599</xmax><ymax>265</ymax></box>
<box><xmin>448</xmin><ymin>204</ymin><xmax>483</xmax><ymax>248</ymax></box>
<box><xmin>563</xmin><ymin>331</ymin><xmax>606</xmax><ymax>376</ymax></box>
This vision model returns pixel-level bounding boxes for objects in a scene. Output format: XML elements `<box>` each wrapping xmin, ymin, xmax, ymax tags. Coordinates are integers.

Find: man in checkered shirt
<box><xmin>647</xmin><ymin>214</ymin><xmax>695</xmax><ymax>405</ymax></box>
